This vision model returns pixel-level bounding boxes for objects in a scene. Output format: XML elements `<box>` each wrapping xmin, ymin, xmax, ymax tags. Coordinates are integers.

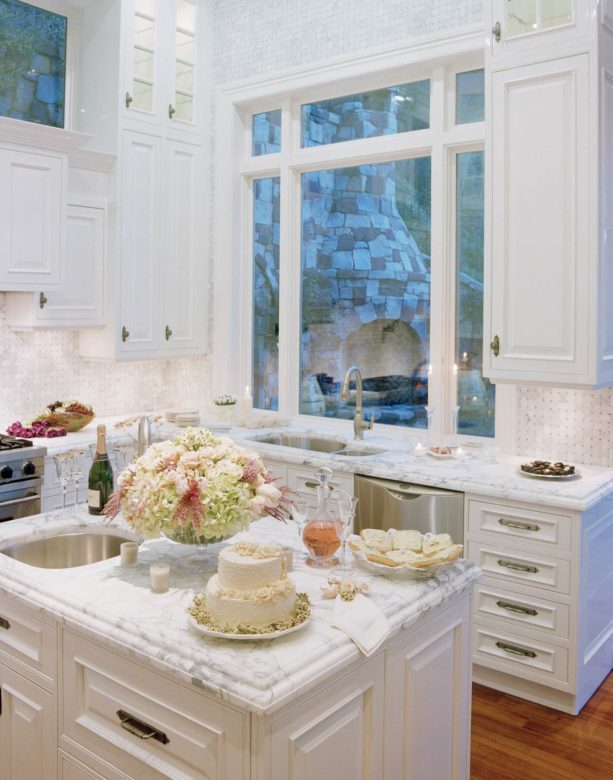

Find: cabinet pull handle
<box><xmin>165</xmin><ymin>325</ymin><xmax>173</xmax><ymax>341</ymax></box>
<box><xmin>0</xmin><ymin>616</ymin><xmax>10</xmax><ymax>630</ymax></box>
<box><xmin>497</xmin><ymin>558</ymin><xmax>538</xmax><ymax>574</ymax></box>
<box><xmin>495</xmin><ymin>641</ymin><xmax>537</xmax><ymax>659</ymax></box>
<box><xmin>490</xmin><ymin>335</ymin><xmax>500</xmax><ymax>356</ymax></box>
<box><xmin>121</xmin><ymin>326</ymin><xmax>130</xmax><ymax>342</ymax></box>
<box><xmin>168</xmin><ymin>103</ymin><xmax>176</xmax><ymax>119</ymax></box>
<box><xmin>304</xmin><ymin>480</ymin><xmax>339</xmax><ymax>489</ymax></box>
<box><xmin>39</xmin><ymin>292</ymin><xmax>47</xmax><ymax>309</ymax></box>
<box><xmin>116</xmin><ymin>710</ymin><xmax>169</xmax><ymax>745</ymax></box>
<box><xmin>498</xmin><ymin>518</ymin><xmax>540</xmax><ymax>532</ymax></box>
<box><xmin>496</xmin><ymin>600</ymin><xmax>538</xmax><ymax>617</ymax></box>
<box><xmin>492</xmin><ymin>21</ymin><xmax>501</xmax><ymax>42</ymax></box>
<box><xmin>125</xmin><ymin>92</ymin><xmax>133</xmax><ymax>108</ymax></box>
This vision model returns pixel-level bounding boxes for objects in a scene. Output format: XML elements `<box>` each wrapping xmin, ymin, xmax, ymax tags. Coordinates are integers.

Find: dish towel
<box><xmin>329</xmin><ymin>594</ymin><xmax>391</xmax><ymax>656</ymax></box>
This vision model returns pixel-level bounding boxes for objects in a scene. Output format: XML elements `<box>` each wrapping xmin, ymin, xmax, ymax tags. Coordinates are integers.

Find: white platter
<box><xmin>351</xmin><ymin>550</ymin><xmax>459</xmax><ymax>580</ymax></box>
<box><xmin>427</xmin><ymin>448</ymin><xmax>457</xmax><ymax>459</ymax></box>
<box><xmin>519</xmin><ymin>467</ymin><xmax>579</xmax><ymax>480</ymax></box>
<box><xmin>187</xmin><ymin>613</ymin><xmax>309</xmax><ymax>640</ymax></box>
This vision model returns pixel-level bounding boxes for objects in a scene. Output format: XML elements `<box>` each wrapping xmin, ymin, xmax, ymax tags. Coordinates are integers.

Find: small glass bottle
<box><xmin>302</xmin><ymin>467</ymin><xmax>340</xmax><ymax>568</ymax></box>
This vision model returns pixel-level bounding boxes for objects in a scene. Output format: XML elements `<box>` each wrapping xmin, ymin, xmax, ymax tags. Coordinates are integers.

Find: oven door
<box><xmin>0</xmin><ymin>479</ymin><xmax>41</xmax><ymax>522</ymax></box>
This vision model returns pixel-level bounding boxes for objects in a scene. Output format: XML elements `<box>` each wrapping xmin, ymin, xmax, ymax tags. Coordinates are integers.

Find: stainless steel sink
<box><xmin>251</xmin><ymin>433</ymin><xmax>347</xmax><ymax>453</ymax></box>
<box><xmin>334</xmin><ymin>446</ymin><xmax>385</xmax><ymax>457</ymax></box>
<box><xmin>1</xmin><ymin>531</ymin><xmax>135</xmax><ymax>569</ymax></box>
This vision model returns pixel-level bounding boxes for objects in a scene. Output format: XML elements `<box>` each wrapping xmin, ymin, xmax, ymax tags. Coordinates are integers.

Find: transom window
<box><xmin>219</xmin><ymin>55</ymin><xmax>500</xmax><ymax>443</ymax></box>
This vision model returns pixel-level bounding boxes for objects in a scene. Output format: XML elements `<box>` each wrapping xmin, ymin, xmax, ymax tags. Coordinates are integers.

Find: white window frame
<box><xmin>214</xmin><ymin>27</ymin><xmax>516</xmax><ymax>450</ymax></box>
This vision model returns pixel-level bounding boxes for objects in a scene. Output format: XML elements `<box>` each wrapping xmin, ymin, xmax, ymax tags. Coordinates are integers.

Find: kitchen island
<box><xmin>0</xmin><ymin>509</ymin><xmax>480</xmax><ymax>780</ymax></box>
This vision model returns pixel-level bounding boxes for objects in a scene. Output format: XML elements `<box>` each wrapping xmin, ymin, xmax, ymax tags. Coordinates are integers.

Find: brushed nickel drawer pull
<box><xmin>304</xmin><ymin>480</ymin><xmax>339</xmax><ymax>489</ymax></box>
<box><xmin>39</xmin><ymin>292</ymin><xmax>48</xmax><ymax>309</ymax></box>
<box><xmin>495</xmin><ymin>641</ymin><xmax>537</xmax><ymax>659</ymax></box>
<box><xmin>498</xmin><ymin>518</ymin><xmax>540</xmax><ymax>532</ymax></box>
<box><xmin>496</xmin><ymin>600</ymin><xmax>538</xmax><ymax>617</ymax></box>
<box><xmin>497</xmin><ymin>559</ymin><xmax>539</xmax><ymax>574</ymax></box>
<box><xmin>116</xmin><ymin>710</ymin><xmax>169</xmax><ymax>745</ymax></box>
<box><xmin>0</xmin><ymin>616</ymin><xmax>10</xmax><ymax>630</ymax></box>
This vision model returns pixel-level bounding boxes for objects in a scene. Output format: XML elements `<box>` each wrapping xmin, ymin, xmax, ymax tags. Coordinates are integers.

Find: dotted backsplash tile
<box><xmin>0</xmin><ymin>293</ymin><xmax>212</xmax><ymax>424</ymax></box>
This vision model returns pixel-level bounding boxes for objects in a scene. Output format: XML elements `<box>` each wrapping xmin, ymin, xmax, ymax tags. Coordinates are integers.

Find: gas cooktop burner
<box><xmin>0</xmin><ymin>435</ymin><xmax>34</xmax><ymax>451</ymax></box>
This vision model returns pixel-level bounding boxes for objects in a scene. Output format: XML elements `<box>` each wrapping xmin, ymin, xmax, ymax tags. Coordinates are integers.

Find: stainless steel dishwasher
<box><xmin>354</xmin><ymin>475</ymin><xmax>464</xmax><ymax>544</ymax></box>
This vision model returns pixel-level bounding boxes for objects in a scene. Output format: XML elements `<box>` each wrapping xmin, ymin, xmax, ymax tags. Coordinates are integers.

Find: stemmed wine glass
<box><xmin>113</xmin><ymin>443</ymin><xmax>137</xmax><ymax>473</ymax></box>
<box><xmin>290</xmin><ymin>498</ymin><xmax>310</xmax><ymax>548</ymax></box>
<box><xmin>53</xmin><ymin>452</ymin><xmax>71</xmax><ymax>518</ymax></box>
<box><xmin>332</xmin><ymin>489</ymin><xmax>359</xmax><ymax>574</ymax></box>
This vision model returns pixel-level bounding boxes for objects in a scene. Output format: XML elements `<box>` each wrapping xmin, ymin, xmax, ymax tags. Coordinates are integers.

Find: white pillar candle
<box><xmin>414</xmin><ymin>442</ymin><xmax>426</xmax><ymax>457</ymax></box>
<box><xmin>120</xmin><ymin>541</ymin><xmax>138</xmax><ymax>566</ymax></box>
<box><xmin>150</xmin><ymin>564</ymin><xmax>169</xmax><ymax>593</ymax></box>
<box><xmin>240</xmin><ymin>385</ymin><xmax>253</xmax><ymax>423</ymax></box>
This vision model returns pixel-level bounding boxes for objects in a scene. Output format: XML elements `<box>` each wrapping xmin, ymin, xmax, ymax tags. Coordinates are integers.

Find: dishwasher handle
<box><xmin>386</xmin><ymin>488</ymin><xmax>421</xmax><ymax>501</ymax></box>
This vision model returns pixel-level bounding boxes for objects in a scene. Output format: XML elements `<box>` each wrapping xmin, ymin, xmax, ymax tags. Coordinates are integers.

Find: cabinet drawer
<box><xmin>467</xmin><ymin>541</ymin><xmax>571</xmax><ymax>594</ymax></box>
<box><xmin>474</xmin><ymin>579</ymin><xmax>570</xmax><ymax>639</ymax></box>
<box><xmin>467</xmin><ymin>500</ymin><xmax>572</xmax><ymax>551</ymax></box>
<box><xmin>0</xmin><ymin>598</ymin><xmax>56</xmax><ymax>686</ymax></box>
<box><xmin>473</xmin><ymin>623</ymin><xmax>569</xmax><ymax>685</ymax></box>
<box><xmin>62</xmin><ymin>631</ymin><xmax>247</xmax><ymax>780</ymax></box>
<box><xmin>286</xmin><ymin>466</ymin><xmax>353</xmax><ymax>505</ymax></box>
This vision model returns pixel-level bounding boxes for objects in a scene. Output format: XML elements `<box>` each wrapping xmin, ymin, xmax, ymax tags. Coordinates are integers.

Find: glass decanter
<box><xmin>302</xmin><ymin>467</ymin><xmax>340</xmax><ymax>568</ymax></box>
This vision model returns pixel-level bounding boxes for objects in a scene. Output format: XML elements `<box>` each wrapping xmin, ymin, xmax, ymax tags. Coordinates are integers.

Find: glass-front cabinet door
<box><xmin>490</xmin><ymin>0</ymin><xmax>589</xmax><ymax>54</ymax></box>
<box><xmin>122</xmin><ymin>0</ymin><xmax>202</xmax><ymax>134</ymax></box>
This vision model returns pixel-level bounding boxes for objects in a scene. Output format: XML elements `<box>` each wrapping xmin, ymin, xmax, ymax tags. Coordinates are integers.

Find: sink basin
<box><xmin>252</xmin><ymin>433</ymin><xmax>347</xmax><ymax>453</ymax></box>
<box><xmin>334</xmin><ymin>447</ymin><xmax>385</xmax><ymax>457</ymax></box>
<box><xmin>1</xmin><ymin>531</ymin><xmax>135</xmax><ymax>569</ymax></box>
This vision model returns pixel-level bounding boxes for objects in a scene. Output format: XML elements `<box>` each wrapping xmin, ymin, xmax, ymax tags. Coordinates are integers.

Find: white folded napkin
<box><xmin>329</xmin><ymin>593</ymin><xmax>391</xmax><ymax>656</ymax></box>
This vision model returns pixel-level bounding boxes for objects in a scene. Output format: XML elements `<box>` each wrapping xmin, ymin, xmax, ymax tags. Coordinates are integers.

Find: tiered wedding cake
<box><xmin>205</xmin><ymin>542</ymin><xmax>296</xmax><ymax>629</ymax></box>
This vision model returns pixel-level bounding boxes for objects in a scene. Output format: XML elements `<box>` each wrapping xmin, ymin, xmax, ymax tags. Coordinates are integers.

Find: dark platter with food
<box><xmin>520</xmin><ymin>460</ymin><xmax>578</xmax><ymax>479</ymax></box>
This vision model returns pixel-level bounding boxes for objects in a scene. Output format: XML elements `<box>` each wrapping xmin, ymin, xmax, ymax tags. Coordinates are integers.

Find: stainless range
<box><xmin>0</xmin><ymin>435</ymin><xmax>46</xmax><ymax>522</ymax></box>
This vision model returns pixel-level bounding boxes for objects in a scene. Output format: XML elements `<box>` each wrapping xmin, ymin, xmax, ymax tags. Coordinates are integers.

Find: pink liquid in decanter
<box><xmin>302</xmin><ymin>467</ymin><xmax>340</xmax><ymax>568</ymax></box>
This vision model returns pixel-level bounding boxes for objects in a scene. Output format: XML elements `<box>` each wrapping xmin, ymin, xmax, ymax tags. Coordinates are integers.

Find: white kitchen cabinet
<box><xmin>5</xmin><ymin>204</ymin><xmax>106</xmax><ymax>329</ymax></box>
<box><xmin>79</xmin><ymin>130</ymin><xmax>206</xmax><ymax>359</ymax></box>
<box><xmin>484</xmin><ymin>4</ymin><xmax>613</xmax><ymax>387</ymax></box>
<box><xmin>122</xmin><ymin>0</ymin><xmax>206</xmax><ymax>140</ymax></box>
<box><xmin>0</xmin><ymin>147</ymin><xmax>65</xmax><ymax>292</ymax></box>
<box><xmin>465</xmin><ymin>492</ymin><xmax>613</xmax><ymax>714</ymax></box>
<box><xmin>0</xmin><ymin>663</ymin><xmax>57</xmax><ymax>780</ymax></box>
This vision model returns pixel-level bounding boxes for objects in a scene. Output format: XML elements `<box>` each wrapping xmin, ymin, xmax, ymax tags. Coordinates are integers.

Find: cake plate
<box><xmin>186</xmin><ymin>613</ymin><xmax>310</xmax><ymax>641</ymax></box>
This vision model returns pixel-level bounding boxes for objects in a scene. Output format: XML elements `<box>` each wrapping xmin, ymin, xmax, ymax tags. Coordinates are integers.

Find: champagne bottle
<box><xmin>88</xmin><ymin>424</ymin><xmax>114</xmax><ymax>515</ymax></box>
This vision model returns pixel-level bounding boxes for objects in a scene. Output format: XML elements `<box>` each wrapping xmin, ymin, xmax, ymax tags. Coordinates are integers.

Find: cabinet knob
<box><xmin>165</xmin><ymin>325</ymin><xmax>173</xmax><ymax>341</ymax></box>
<box><xmin>490</xmin><ymin>334</ymin><xmax>500</xmax><ymax>356</ymax></box>
<box><xmin>121</xmin><ymin>326</ymin><xmax>130</xmax><ymax>342</ymax></box>
<box><xmin>125</xmin><ymin>91</ymin><xmax>133</xmax><ymax>108</ymax></box>
<box><xmin>168</xmin><ymin>103</ymin><xmax>176</xmax><ymax>119</ymax></box>
<box><xmin>492</xmin><ymin>21</ymin><xmax>501</xmax><ymax>42</ymax></box>
<box><xmin>39</xmin><ymin>292</ymin><xmax>47</xmax><ymax>309</ymax></box>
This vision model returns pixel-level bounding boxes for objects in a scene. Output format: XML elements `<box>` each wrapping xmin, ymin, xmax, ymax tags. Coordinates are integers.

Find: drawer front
<box><xmin>473</xmin><ymin>623</ymin><xmax>569</xmax><ymax>684</ymax></box>
<box><xmin>467</xmin><ymin>541</ymin><xmax>571</xmax><ymax>593</ymax></box>
<box><xmin>467</xmin><ymin>500</ymin><xmax>572</xmax><ymax>551</ymax></box>
<box><xmin>474</xmin><ymin>579</ymin><xmax>570</xmax><ymax>639</ymax></box>
<box><xmin>287</xmin><ymin>466</ymin><xmax>354</xmax><ymax>508</ymax></box>
<box><xmin>62</xmin><ymin>631</ymin><xmax>247</xmax><ymax>780</ymax></box>
<box><xmin>0</xmin><ymin>598</ymin><xmax>56</xmax><ymax>685</ymax></box>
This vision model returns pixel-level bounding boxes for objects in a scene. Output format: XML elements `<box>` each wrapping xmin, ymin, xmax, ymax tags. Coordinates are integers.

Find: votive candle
<box><xmin>150</xmin><ymin>564</ymin><xmax>169</xmax><ymax>593</ymax></box>
<box><xmin>120</xmin><ymin>541</ymin><xmax>138</xmax><ymax>567</ymax></box>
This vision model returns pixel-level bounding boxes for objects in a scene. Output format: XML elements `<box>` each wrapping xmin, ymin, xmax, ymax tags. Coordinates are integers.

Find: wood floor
<box><xmin>471</xmin><ymin>673</ymin><xmax>613</xmax><ymax>780</ymax></box>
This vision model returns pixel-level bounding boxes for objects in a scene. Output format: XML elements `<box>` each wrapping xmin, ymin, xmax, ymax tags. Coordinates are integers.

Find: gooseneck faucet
<box><xmin>340</xmin><ymin>366</ymin><xmax>374</xmax><ymax>440</ymax></box>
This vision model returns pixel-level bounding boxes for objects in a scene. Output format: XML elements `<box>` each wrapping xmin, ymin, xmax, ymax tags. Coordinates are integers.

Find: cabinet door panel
<box><xmin>120</xmin><ymin>131</ymin><xmax>161</xmax><ymax>352</ymax></box>
<box><xmin>488</xmin><ymin>55</ymin><xmax>590</xmax><ymax>382</ymax></box>
<box><xmin>0</xmin><ymin>149</ymin><xmax>63</xmax><ymax>290</ymax></box>
<box><xmin>160</xmin><ymin>140</ymin><xmax>205</xmax><ymax>351</ymax></box>
<box><xmin>0</xmin><ymin>663</ymin><xmax>56</xmax><ymax>780</ymax></box>
<box><xmin>38</xmin><ymin>205</ymin><xmax>105</xmax><ymax>324</ymax></box>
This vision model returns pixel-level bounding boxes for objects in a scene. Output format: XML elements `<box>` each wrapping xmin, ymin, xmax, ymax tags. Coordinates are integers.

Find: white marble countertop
<box><xmin>23</xmin><ymin>413</ymin><xmax>613</xmax><ymax>511</ymax></box>
<box><xmin>0</xmin><ymin>508</ymin><xmax>480</xmax><ymax>715</ymax></box>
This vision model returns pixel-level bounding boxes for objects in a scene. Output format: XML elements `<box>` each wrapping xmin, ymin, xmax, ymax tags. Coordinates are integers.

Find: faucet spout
<box><xmin>341</xmin><ymin>366</ymin><xmax>374</xmax><ymax>441</ymax></box>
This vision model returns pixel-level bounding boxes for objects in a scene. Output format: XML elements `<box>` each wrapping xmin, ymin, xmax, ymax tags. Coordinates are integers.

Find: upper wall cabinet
<box><xmin>488</xmin><ymin>0</ymin><xmax>591</xmax><ymax>60</ymax></box>
<box><xmin>122</xmin><ymin>0</ymin><xmax>205</xmax><ymax>139</ymax></box>
<box><xmin>0</xmin><ymin>146</ymin><xmax>64</xmax><ymax>291</ymax></box>
<box><xmin>483</xmin><ymin>1</ymin><xmax>613</xmax><ymax>387</ymax></box>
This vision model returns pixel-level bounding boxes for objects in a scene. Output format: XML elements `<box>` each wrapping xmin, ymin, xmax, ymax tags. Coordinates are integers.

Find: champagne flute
<box><xmin>71</xmin><ymin>449</ymin><xmax>88</xmax><ymax>506</ymax></box>
<box><xmin>331</xmin><ymin>490</ymin><xmax>358</xmax><ymax>574</ymax></box>
<box><xmin>53</xmin><ymin>452</ymin><xmax>71</xmax><ymax>518</ymax></box>
<box><xmin>290</xmin><ymin>498</ymin><xmax>310</xmax><ymax>548</ymax></box>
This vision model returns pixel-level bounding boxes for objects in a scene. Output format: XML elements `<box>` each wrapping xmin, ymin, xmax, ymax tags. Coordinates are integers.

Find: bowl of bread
<box><xmin>348</xmin><ymin>528</ymin><xmax>463</xmax><ymax>579</ymax></box>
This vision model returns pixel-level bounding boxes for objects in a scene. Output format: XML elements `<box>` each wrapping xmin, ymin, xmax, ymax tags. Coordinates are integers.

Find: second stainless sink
<box><xmin>1</xmin><ymin>531</ymin><xmax>135</xmax><ymax>569</ymax></box>
<box><xmin>251</xmin><ymin>433</ymin><xmax>347</xmax><ymax>453</ymax></box>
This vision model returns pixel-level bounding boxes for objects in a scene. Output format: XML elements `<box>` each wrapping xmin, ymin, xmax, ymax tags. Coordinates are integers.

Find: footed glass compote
<box><xmin>162</xmin><ymin>526</ymin><xmax>236</xmax><ymax>574</ymax></box>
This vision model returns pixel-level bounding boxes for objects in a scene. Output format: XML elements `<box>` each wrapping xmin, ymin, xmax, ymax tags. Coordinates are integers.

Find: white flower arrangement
<box><xmin>214</xmin><ymin>393</ymin><xmax>238</xmax><ymax>406</ymax></box>
<box><xmin>105</xmin><ymin>428</ymin><xmax>291</xmax><ymax>541</ymax></box>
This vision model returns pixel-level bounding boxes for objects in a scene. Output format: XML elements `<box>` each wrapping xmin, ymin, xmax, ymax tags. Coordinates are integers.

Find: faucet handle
<box><xmin>367</xmin><ymin>414</ymin><xmax>375</xmax><ymax>430</ymax></box>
